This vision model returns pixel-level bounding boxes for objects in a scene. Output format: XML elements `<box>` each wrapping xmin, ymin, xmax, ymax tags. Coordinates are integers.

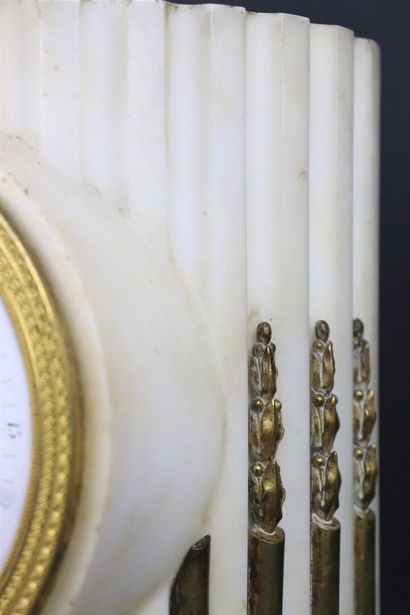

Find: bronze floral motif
<box><xmin>310</xmin><ymin>321</ymin><xmax>341</xmax><ymax>615</ymax></box>
<box><xmin>353</xmin><ymin>319</ymin><xmax>378</xmax><ymax>615</ymax></box>
<box><xmin>248</xmin><ymin>322</ymin><xmax>285</xmax><ymax>615</ymax></box>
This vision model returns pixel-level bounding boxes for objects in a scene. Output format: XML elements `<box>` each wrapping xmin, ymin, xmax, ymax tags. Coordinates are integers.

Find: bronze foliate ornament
<box><xmin>248</xmin><ymin>322</ymin><xmax>285</xmax><ymax>615</ymax></box>
<box><xmin>353</xmin><ymin>319</ymin><xmax>377</xmax><ymax>615</ymax></box>
<box><xmin>310</xmin><ymin>321</ymin><xmax>341</xmax><ymax>615</ymax></box>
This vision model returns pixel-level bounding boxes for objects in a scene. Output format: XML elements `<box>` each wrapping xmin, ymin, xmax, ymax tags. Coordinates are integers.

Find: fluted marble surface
<box><xmin>246</xmin><ymin>13</ymin><xmax>311</xmax><ymax>614</ymax></box>
<box><xmin>0</xmin><ymin>2</ymin><xmax>380</xmax><ymax>614</ymax></box>
<box><xmin>353</xmin><ymin>38</ymin><xmax>381</xmax><ymax>615</ymax></box>
<box><xmin>309</xmin><ymin>25</ymin><xmax>355</xmax><ymax>615</ymax></box>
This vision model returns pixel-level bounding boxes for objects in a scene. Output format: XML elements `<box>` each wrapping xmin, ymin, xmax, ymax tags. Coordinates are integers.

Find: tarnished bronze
<box><xmin>248</xmin><ymin>529</ymin><xmax>285</xmax><ymax>615</ymax></box>
<box><xmin>354</xmin><ymin>511</ymin><xmax>376</xmax><ymax>615</ymax></box>
<box><xmin>311</xmin><ymin>520</ymin><xmax>340</xmax><ymax>615</ymax></box>
<box><xmin>311</xmin><ymin>320</ymin><xmax>335</xmax><ymax>395</ymax></box>
<box><xmin>354</xmin><ymin>444</ymin><xmax>377</xmax><ymax>512</ymax></box>
<box><xmin>311</xmin><ymin>451</ymin><xmax>341</xmax><ymax>522</ymax></box>
<box><xmin>248</xmin><ymin>322</ymin><xmax>285</xmax><ymax>615</ymax></box>
<box><xmin>353</xmin><ymin>319</ymin><xmax>377</xmax><ymax>614</ymax></box>
<box><xmin>250</xmin><ymin>458</ymin><xmax>285</xmax><ymax>535</ymax></box>
<box><xmin>310</xmin><ymin>321</ymin><xmax>341</xmax><ymax>614</ymax></box>
<box><xmin>170</xmin><ymin>535</ymin><xmax>210</xmax><ymax>615</ymax></box>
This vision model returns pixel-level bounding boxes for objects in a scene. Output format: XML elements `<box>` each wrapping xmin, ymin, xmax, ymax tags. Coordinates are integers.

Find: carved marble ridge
<box><xmin>353</xmin><ymin>319</ymin><xmax>377</xmax><ymax>513</ymax></box>
<box><xmin>249</xmin><ymin>322</ymin><xmax>285</xmax><ymax>538</ymax></box>
<box><xmin>310</xmin><ymin>321</ymin><xmax>341</xmax><ymax>525</ymax></box>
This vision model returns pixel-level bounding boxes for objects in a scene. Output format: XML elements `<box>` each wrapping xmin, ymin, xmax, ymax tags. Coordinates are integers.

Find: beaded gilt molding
<box><xmin>0</xmin><ymin>210</ymin><xmax>82</xmax><ymax>615</ymax></box>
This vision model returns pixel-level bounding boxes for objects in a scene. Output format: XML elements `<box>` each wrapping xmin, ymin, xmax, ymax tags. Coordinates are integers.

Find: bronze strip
<box><xmin>248</xmin><ymin>528</ymin><xmax>285</xmax><ymax>615</ymax></box>
<box><xmin>170</xmin><ymin>535</ymin><xmax>210</xmax><ymax>615</ymax></box>
<box><xmin>353</xmin><ymin>319</ymin><xmax>377</xmax><ymax>615</ymax></box>
<box><xmin>310</xmin><ymin>320</ymin><xmax>341</xmax><ymax>615</ymax></box>
<box><xmin>248</xmin><ymin>322</ymin><xmax>285</xmax><ymax>615</ymax></box>
<box><xmin>354</xmin><ymin>511</ymin><xmax>376</xmax><ymax>615</ymax></box>
<box><xmin>311</xmin><ymin>520</ymin><xmax>340</xmax><ymax>615</ymax></box>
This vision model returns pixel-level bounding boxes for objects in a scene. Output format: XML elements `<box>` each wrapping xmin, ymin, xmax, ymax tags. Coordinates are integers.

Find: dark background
<box><xmin>181</xmin><ymin>0</ymin><xmax>409</xmax><ymax>612</ymax></box>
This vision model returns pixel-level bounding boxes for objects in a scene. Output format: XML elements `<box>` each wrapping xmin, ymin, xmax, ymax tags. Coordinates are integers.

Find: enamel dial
<box><xmin>0</xmin><ymin>211</ymin><xmax>82</xmax><ymax>615</ymax></box>
<box><xmin>0</xmin><ymin>298</ymin><xmax>32</xmax><ymax>572</ymax></box>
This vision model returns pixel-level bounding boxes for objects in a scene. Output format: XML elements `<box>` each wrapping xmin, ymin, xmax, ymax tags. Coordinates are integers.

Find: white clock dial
<box><xmin>0</xmin><ymin>297</ymin><xmax>32</xmax><ymax>572</ymax></box>
<box><xmin>0</xmin><ymin>210</ymin><xmax>81</xmax><ymax>615</ymax></box>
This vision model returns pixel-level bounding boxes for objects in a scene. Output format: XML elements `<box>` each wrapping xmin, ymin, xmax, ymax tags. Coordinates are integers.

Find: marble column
<box><xmin>246</xmin><ymin>13</ymin><xmax>311</xmax><ymax>614</ymax></box>
<box><xmin>353</xmin><ymin>37</ymin><xmax>381</xmax><ymax>615</ymax></box>
<box><xmin>310</xmin><ymin>24</ymin><xmax>355</xmax><ymax>615</ymax></box>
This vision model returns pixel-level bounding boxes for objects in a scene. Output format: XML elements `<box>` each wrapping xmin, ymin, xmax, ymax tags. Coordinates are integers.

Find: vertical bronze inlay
<box><xmin>248</xmin><ymin>322</ymin><xmax>285</xmax><ymax>615</ymax></box>
<box><xmin>170</xmin><ymin>535</ymin><xmax>210</xmax><ymax>615</ymax></box>
<box><xmin>353</xmin><ymin>318</ymin><xmax>377</xmax><ymax>615</ymax></box>
<box><xmin>310</xmin><ymin>320</ymin><xmax>342</xmax><ymax>615</ymax></box>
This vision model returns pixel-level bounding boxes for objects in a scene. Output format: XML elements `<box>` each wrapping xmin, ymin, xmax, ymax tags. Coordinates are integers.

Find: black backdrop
<box><xmin>178</xmin><ymin>1</ymin><xmax>410</xmax><ymax>612</ymax></box>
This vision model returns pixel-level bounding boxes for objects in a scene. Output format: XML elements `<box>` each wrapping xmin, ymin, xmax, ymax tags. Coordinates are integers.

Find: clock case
<box><xmin>0</xmin><ymin>135</ymin><xmax>224</xmax><ymax>615</ymax></box>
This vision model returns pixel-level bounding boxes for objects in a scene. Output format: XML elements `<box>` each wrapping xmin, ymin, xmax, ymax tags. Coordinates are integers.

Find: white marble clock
<box><xmin>0</xmin><ymin>2</ymin><xmax>380</xmax><ymax>614</ymax></box>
